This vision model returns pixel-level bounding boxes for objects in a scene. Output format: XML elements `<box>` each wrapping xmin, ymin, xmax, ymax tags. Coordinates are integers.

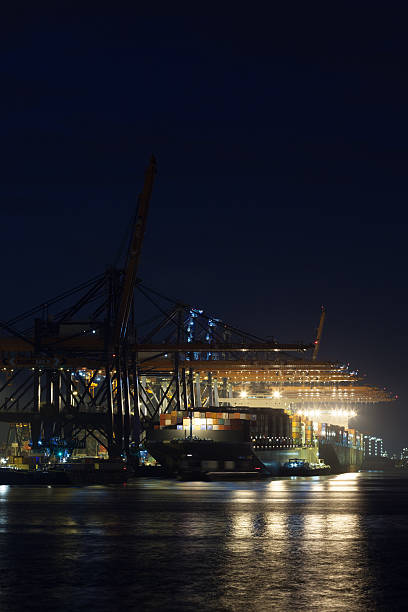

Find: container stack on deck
<box><xmin>288</xmin><ymin>413</ymin><xmax>314</xmax><ymax>446</ymax></box>
<box><xmin>318</xmin><ymin>423</ymin><xmax>362</xmax><ymax>449</ymax></box>
<box><xmin>156</xmin><ymin>410</ymin><xmax>364</xmax><ymax>451</ymax></box>
<box><xmin>290</xmin><ymin>413</ymin><xmax>301</xmax><ymax>443</ymax></box>
<box><xmin>157</xmin><ymin>411</ymin><xmax>255</xmax><ymax>433</ymax></box>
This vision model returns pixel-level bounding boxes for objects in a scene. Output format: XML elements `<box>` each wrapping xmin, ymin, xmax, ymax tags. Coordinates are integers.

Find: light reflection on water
<box><xmin>0</xmin><ymin>473</ymin><xmax>407</xmax><ymax>610</ymax></box>
<box><xmin>221</xmin><ymin>478</ymin><xmax>367</xmax><ymax>610</ymax></box>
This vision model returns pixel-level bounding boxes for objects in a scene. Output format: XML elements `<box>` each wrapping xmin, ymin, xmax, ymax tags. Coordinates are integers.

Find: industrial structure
<box><xmin>0</xmin><ymin>158</ymin><xmax>395</xmax><ymax>462</ymax></box>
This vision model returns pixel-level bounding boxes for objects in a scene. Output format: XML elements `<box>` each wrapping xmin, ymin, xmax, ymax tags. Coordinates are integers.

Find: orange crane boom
<box><xmin>312</xmin><ymin>306</ymin><xmax>326</xmax><ymax>361</ymax></box>
<box><xmin>113</xmin><ymin>156</ymin><xmax>157</xmax><ymax>349</ymax></box>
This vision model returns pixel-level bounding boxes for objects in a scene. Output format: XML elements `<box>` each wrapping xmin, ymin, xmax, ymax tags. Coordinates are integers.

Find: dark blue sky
<box><xmin>2</xmin><ymin>5</ymin><xmax>408</xmax><ymax>449</ymax></box>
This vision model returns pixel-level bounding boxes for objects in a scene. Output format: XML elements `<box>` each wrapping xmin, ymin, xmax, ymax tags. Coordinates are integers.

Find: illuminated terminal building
<box><xmin>363</xmin><ymin>435</ymin><xmax>384</xmax><ymax>458</ymax></box>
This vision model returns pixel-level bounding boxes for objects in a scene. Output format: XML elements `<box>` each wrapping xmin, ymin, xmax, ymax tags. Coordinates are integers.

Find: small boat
<box><xmin>306</xmin><ymin>461</ymin><xmax>331</xmax><ymax>475</ymax></box>
<box><xmin>0</xmin><ymin>467</ymin><xmax>60</xmax><ymax>486</ymax></box>
<box><xmin>281</xmin><ymin>458</ymin><xmax>331</xmax><ymax>476</ymax></box>
<box><xmin>0</xmin><ymin>459</ymin><xmax>129</xmax><ymax>486</ymax></box>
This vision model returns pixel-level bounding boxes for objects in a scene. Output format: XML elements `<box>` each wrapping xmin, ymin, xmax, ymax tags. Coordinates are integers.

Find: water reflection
<box><xmin>327</xmin><ymin>471</ymin><xmax>360</xmax><ymax>492</ymax></box>
<box><xmin>267</xmin><ymin>479</ymin><xmax>286</xmax><ymax>491</ymax></box>
<box><xmin>219</xmin><ymin>474</ymin><xmax>374</xmax><ymax>610</ymax></box>
<box><xmin>231</xmin><ymin>512</ymin><xmax>252</xmax><ymax>538</ymax></box>
<box><xmin>0</xmin><ymin>474</ymin><xmax>406</xmax><ymax>611</ymax></box>
<box><xmin>302</xmin><ymin>512</ymin><xmax>370</xmax><ymax>609</ymax></box>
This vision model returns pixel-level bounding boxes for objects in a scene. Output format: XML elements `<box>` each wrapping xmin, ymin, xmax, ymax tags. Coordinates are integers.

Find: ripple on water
<box><xmin>0</xmin><ymin>472</ymin><xmax>407</xmax><ymax>611</ymax></box>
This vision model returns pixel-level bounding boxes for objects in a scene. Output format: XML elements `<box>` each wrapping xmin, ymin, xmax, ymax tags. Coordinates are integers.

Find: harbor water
<box><xmin>0</xmin><ymin>472</ymin><xmax>407</xmax><ymax>611</ymax></box>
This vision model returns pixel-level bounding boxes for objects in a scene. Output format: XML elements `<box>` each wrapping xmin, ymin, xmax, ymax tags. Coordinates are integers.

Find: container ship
<box><xmin>145</xmin><ymin>407</ymin><xmax>364</xmax><ymax>478</ymax></box>
<box><xmin>146</xmin><ymin>410</ymin><xmax>264</xmax><ymax>479</ymax></box>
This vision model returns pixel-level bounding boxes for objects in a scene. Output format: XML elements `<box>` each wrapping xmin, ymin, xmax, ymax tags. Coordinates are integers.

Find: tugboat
<box><xmin>281</xmin><ymin>458</ymin><xmax>330</xmax><ymax>476</ymax></box>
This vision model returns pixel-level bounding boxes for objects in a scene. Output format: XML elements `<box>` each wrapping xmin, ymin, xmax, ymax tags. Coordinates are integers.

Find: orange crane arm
<box><xmin>312</xmin><ymin>306</ymin><xmax>326</xmax><ymax>361</ymax></box>
<box><xmin>113</xmin><ymin>156</ymin><xmax>157</xmax><ymax>348</ymax></box>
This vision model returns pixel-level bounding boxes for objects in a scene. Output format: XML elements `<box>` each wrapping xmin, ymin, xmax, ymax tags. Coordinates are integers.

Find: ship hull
<box><xmin>146</xmin><ymin>432</ymin><xmax>363</xmax><ymax>478</ymax></box>
<box><xmin>318</xmin><ymin>441</ymin><xmax>364</xmax><ymax>473</ymax></box>
<box><xmin>146</xmin><ymin>430</ymin><xmax>264</xmax><ymax>478</ymax></box>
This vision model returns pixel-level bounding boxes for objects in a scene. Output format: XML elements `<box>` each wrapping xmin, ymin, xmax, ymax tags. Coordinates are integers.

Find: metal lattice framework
<box><xmin>0</xmin><ymin>271</ymin><xmax>316</xmax><ymax>454</ymax></box>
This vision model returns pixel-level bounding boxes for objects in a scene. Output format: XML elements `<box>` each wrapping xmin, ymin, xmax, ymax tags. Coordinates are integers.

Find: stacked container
<box><xmin>317</xmin><ymin>423</ymin><xmax>363</xmax><ymax>449</ymax></box>
<box><xmin>290</xmin><ymin>414</ymin><xmax>301</xmax><ymax>443</ymax></box>
<box><xmin>305</xmin><ymin>418</ymin><xmax>313</xmax><ymax>444</ymax></box>
<box><xmin>157</xmin><ymin>411</ymin><xmax>185</xmax><ymax>430</ymax></box>
<box><xmin>158</xmin><ymin>411</ymin><xmax>255</xmax><ymax>433</ymax></box>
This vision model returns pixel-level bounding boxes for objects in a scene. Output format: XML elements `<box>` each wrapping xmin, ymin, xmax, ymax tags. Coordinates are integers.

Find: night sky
<box><xmin>2</xmin><ymin>5</ymin><xmax>408</xmax><ymax>449</ymax></box>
